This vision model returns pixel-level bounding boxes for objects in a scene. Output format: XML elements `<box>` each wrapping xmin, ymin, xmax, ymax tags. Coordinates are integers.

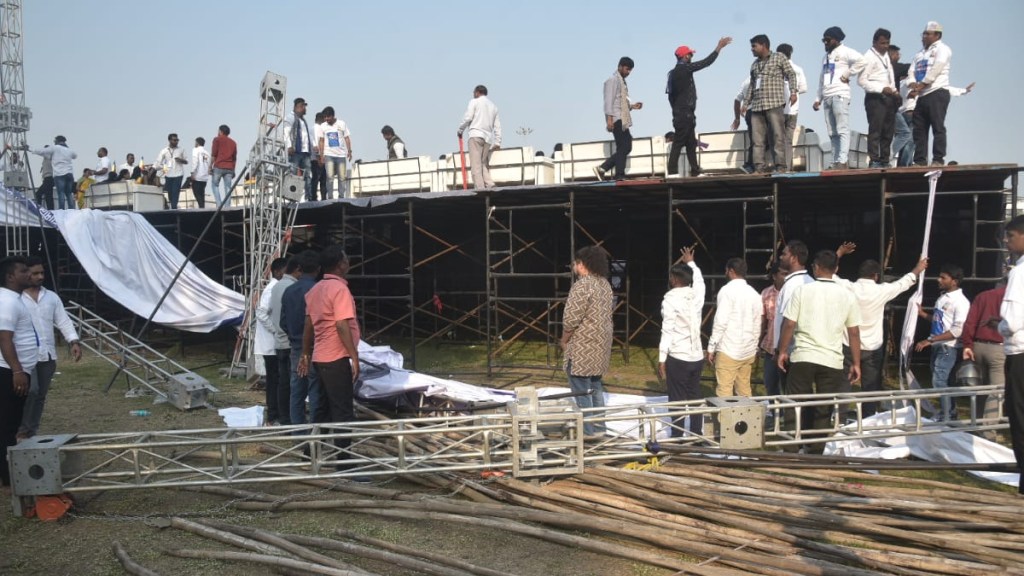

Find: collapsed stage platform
<box><xmin>29</xmin><ymin>164</ymin><xmax>1020</xmax><ymax>371</ymax></box>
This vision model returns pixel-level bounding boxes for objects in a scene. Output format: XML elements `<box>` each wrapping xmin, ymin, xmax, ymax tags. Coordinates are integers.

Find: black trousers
<box><xmin>263</xmin><ymin>351</ymin><xmax>292</xmax><ymax>424</ymax></box>
<box><xmin>315</xmin><ymin>357</ymin><xmax>356</xmax><ymax>453</ymax></box>
<box><xmin>1</xmin><ymin>366</ymin><xmax>28</xmax><ymax>486</ymax></box>
<box><xmin>1005</xmin><ymin>353</ymin><xmax>1024</xmax><ymax>494</ymax></box>
<box><xmin>912</xmin><ymin>89</ymin><xmax>951</xmax><ymax>165</ymax></box>
<box><xmin>600</xmin><ymin>120</ymin><xmax>633</xmax><ymax>179</ymax></box>
<box><xmin>865</xmin><ymin>93</ymin><xmax>898</xmax><ymax>164</ymax></box>
<box><xmin>784</xmin><ymin>361</ymin><xmax>846</xmax><ymax>454</ymax></box>
<box><xmin>665</xmin><ymin>355</ymin><xmax>704</xmax><ymax>436</ymax></box>
<box><xmin>35</xmin><ymin>176</ymin><xmax>55</xmax><ymax>210</ymax></box>
<box><xmin>192</xmin><ymin>180</ymin><xmax>207</xmax><ymax>208</ymax></box>
<box><xmin>310</xmin><ymin>159</ymin><xmax>328</xmax><ymax>200</ymax></box>
<box><xmin>668</xmin><ymin>111</ymin><xmax>700</xmax><ymax>176</ymax></box>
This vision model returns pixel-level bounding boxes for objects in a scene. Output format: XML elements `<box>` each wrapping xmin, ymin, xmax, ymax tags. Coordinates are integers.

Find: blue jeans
<box><xmin>324</xmin><ymin>156</ymin><xmax>347</xmax><ymax>199</ymax></box>
<box><xmin>823</xmin><ymin>95</ymin><xmax>851</xmax><ymax>164</ymax></box>
<box><xmin>54</xmin><ymin>174</ymin><xmax>75</xmax><ymax>209</ymax></box>
<box><xmin>289</xmin><ymin>347</ymin><xmax>322</xmax><ymax>431</ymax></box>
<box><xmin>930</xmin><ymin>345</ymin><xmax>958</xmax><ymax>420</ymax></box>
<box><xmin>289</xmin><ymin>152</ymin><xmax>313</xmax><ymax>200</ymax></box>
<box><xmin>893</xmin><ymin>111</ymin><xmax>915</xmax><ymax>167</ymax></box>
<box><xmin>566</xmin><ymin>361</ymin><xmax>606</xmax><ymax>435</ymax></box>
<box><xmin>211</xmin><ymin>168</ymin><xmax>234</xmax><ymax>206</ymax></box>
<box><xmin>164</xmin><ymin>175</ymin><xmax>183</xmax><ymax>209</ymax></box>
<box><xmin>19</xmin><ymin>360</ymin><xmax>56</xmax><ymax>437</ymax></box>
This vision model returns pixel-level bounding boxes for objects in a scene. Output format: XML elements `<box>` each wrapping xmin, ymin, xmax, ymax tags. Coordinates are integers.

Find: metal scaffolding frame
<box><xmin>8</xmin><ymin>383</ymin><xmax>1009</xmax><ymax>518</ymax></box>
<box><xmin>0</xmin><ymin>0</ymin><xmax>32</xmax><ymax>256</ymax></box>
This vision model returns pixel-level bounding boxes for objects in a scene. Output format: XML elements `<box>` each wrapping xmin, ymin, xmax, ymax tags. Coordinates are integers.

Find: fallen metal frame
<box><xmin>65</xmin><ymin>301</ymin><xmax>218</xmax><ymax>410</ymax></box>
<box><xmin>8</xmin><ymin>383</ymin><xmax>1009</xmax><ymax>518</ymax></box>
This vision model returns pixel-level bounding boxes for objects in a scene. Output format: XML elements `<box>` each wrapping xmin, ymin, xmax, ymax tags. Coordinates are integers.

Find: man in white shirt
<box><xmin>707</xmin><ymin>258</ymin><xmax>763</xmax><ymax>397</ymax></box>
<box><xmin>255</xmin><ymin>258</ymin><xmax>287</xmax><ymax>425</ymax></box>
<box><xmin>24</xmin><ymin>136</ymin><xmax>77</xmax><ymax>210</ymax></box>
<box><xmin>0</xmin><ymin>256</ymin><xmax>38</xmax><ymax>487</ymax></box>
<box><xmin>191</xmin><ymin>137</ymin><xmax>211</xmax><ymax>209</ymax></box>
<box><xmin>120</xmin><ymin>153</ymin><xmax>140</xmax><ymax>180</ymax></box>
<box><xmin>457</xmin><ymin>85</ymin><xmax>503</xmax><ymax>189</ymax></box>
<box><xmin>17</xmin><ymin>256</ymin><xmax>81</xmax><ymax>441</ymax></box>
<box><xmin>845</xmin><ymin>29</ymin><xmax>900</xmax><ymax>168</ymax></box>
<box><xmin>283</xmin><ymin>98</ymin><xmax>317</xmax><ymax>201</ymax></box>
<box><xmin>317</xmin><ymin>106</ymin><xmax>353</xmax><ymax>199</ymax></box>
<box><xmin>776</xmin><ymin>43</ymin><xmax>807</xmax><ymax>172</ymax></box>
<box><xmin>835</xmin><ymin>243</ymin><xmax>928</xmax><ymax>415</ymax></box>
<box><xmin>909</xmin><ymin>21</ymin><xmax>954</xmax><ymax>166</ymax></box>
<box><xmin>812</xmin><ymin>26</ymin><xmax>861</xmax><ymax>170</ymax></box>
<box><xmin>658</xmin><ymin>247</ymin><xmax>705</xmax><ymax>437</ymax></box>
<box><xmin>997</xmin><ymin>214</ymin><xmax>1024</xmax><ymax>494</ymax></box>
<box><xmin>915</xmin><ymin>263</ymin><xmax>971</xmax><ymax>421</ymax></box>
<box><xmin>777</xmin><ymin>250</ymin><xmax>862</xmax><ymax>454</ymax></box>
<box><xmin>92</xmin><ymin>147</ymin><xmax>112</xmax><ymax>185</ymax></box>
<box><xmin>156</xmin><ymin>133</ymin><xmax>187</xmax><ymax>209</ymax></box>
<box><xmin>773</xmin><ymin>241</ymin><xmax>815</xmax><ymax>378</ymax></box>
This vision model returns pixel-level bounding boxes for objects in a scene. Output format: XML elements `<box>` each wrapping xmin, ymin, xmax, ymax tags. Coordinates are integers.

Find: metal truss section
<box><xmin>9</xmin><ymin>384</ymin><xmax>1007</xmax><ymax>519</ymax></box>
<box><xmin>66</xmin><ymin>301</ymin><xmax>218</xmax><ymax>410</ymax></box>
<box><xmin>234</xmin><ymin>71</ymin><xmax>302</xmax><ymax>374</ymax></box>
<box><xmin>0</xmin><ymin>0</ymin><xmax>31</xmax><ymax>256</ymax></box>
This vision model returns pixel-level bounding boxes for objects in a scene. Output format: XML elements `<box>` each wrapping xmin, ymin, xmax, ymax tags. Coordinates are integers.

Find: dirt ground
<box><xmin>0</xmin><ymin>339</ymin><xmax>1012</xmax><ymax>575</ymax></box>
<box><xmin>0</xmin><ymin>342</ymin><xmax>683</xmax><ymax>576</ymax></box>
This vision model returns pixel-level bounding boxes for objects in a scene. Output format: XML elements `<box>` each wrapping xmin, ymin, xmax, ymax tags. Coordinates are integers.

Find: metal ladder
<box><xmin>65</xmin><ymin>301</ymin><xmax>217</xmax><ymax>410</ymax></box>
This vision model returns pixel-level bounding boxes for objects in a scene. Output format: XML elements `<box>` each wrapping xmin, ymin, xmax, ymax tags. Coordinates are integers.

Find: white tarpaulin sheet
<box><xmin>826</xmin><ymin>407</ymin><xmax>1019</xmax><ymax>487</ymax></box>
<box><xmin>51</xmin><ymin>209</ymin><xmax>244</xmax><ymax>332</ymax></box>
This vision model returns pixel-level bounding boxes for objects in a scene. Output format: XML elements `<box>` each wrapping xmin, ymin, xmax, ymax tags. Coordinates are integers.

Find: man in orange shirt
<box><xmin>297</xmin><ymin>246</ymin><xmax>360</xmax><ymax>459</ymax></box>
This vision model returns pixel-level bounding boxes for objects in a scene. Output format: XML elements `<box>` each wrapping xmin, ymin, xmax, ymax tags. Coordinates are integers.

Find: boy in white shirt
<box><xmin>317</xmin><ymin>106</ymin><xmax>352</xmax><ymax>199</ymax></box>
<box><xmin>191</xmin><ymin>137</ymin><xmax>211</xmax><ymax>208</ymax></box>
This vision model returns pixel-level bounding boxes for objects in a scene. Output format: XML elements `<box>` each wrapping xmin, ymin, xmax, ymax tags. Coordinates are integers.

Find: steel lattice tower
<box><xmin>0</xmin><ymin>0</ymin><xmax>33</xmax><ymax>255</ymax></box>
<box><xmin>231</xmin><ymin>72</ymin><xmax>303</xmax><ymax>375</ymax></box>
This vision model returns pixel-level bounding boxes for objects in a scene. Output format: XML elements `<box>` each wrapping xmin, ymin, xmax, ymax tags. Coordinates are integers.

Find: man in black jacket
<box><xmin>666</xmin><ymin>36</ymin><xmax>732</xmax><ymax>177</ymax></box>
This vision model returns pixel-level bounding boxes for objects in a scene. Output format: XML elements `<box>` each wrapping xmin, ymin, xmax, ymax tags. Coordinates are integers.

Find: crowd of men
<box><xmin>249</xmin><ymin>247</ymin><xmax>362</xmax><ymax>469</ymax></box>
<box><xmin>642</xmin><ymin>219</ymin><xmax>1024</xmax><ymax>491</ymax></box>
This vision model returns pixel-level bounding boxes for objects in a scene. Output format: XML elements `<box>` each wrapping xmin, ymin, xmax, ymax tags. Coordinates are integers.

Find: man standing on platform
<box><xmin>665</xmin><ymin>36</ymin><xmax>731</xmax><ymax>177</ymax></box>
<box><xmin>0</xmin><ymin>256</ymin><xmax>38</xmax><ymax>488</ymax></box>
<box><xmin>92</xmin><ymin>147</ymin><xmax>112</xmax><ymax>187</ymax></box>
<box><xmin>707</xmin><ymin>258</ymin><xmax>762</xmax><ymax>397</ymax></box>
<box><xmin>283</xmin><ymin>98</ymin><xmax>317</xmax><ymax>200</ymax></box>
<box><xmin>317</xmin><ymin>106</ymin><xmax>353</xmax><ymax>199</ymax></box>
<box><xmin>658</xmin><ymin>247</ymin><xmax>706</xmax><ymax>437</ymax></box>
<box><xmin>844</xmin><ymin>29</ymin><xmax>899</xmax><ymax>168</ymax></box>
<box><xmin>382</xmin><ymin>125</ymin><xmax>407</xmax><ymax>160</ymax></box>
<box><xmin>777</xmin><ymin>250</ymin><xmax>862</xmax><ymax>454</ymax></box>
<box><xmin>156</xmin><ymin>134</ymin><xmax>187</xmax><ymax>209</ymax></box>
<box><xmin>595</xmin><ymin>58</ymin><xmax>643</xmax><ymax>181</ymax></box>
<box><xmin>210</xmin><ymin>125</ymin><xmax>237</xmax><ymax>206</ymax></box>
<box><xmin>191</xmin><ymin>137</ymin><xmax>211</xmax><ymax>208</ymax></box>
<box><xmin>298</xmin><ymin>246</ymin><xmax>361</xmax><ymax>459</ymax></box>
<box><xmin>812</xmin><ymin>26</ymin><xmax>861</xmax><ymax>170</ymax></box>
<box><xmin>998</xmin><ymin>214</ymin><xmax>1024</xmax><ymax>494</ymax></box>
<box><xmin>910</xmin><ymin>21</ymin><xmax>953</xmax><ymax>166</ymax></box>
<box><xmin>760</xmin><ymin>264</ymin><xmax>786</xmax><ymax>397</ymax></box>
<box><xmin>743</xmin><ymin>35</ymin><xmax>798</xmax><ymax>174</ymax></box>
<box><xmin>255</xmin><ymin>258</ymin><xmax>287</xmax><ymax>426</ymax></box>
<box><xmin>457</xmin><ymin>85</ymin><xmax>502</xmax><ymax>189</ymax></box>
<box><xmin>25</xmin><ymin>137</ymin><xmax>76</xmax><ymax>210</ymax></box>
<box><xmin>776</xmin><ymin>43</ymin><xmax>807</xmax><ymax>172</ymax></box>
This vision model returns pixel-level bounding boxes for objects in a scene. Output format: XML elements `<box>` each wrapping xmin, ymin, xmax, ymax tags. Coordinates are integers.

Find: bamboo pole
<box><xmin>112</xmin><ymin>542</ymin><xmax>161</xmax><ymax>576</ymax></box>
<box><xmin>165</xmin><ymin>549</ymin><xmax>372</xmax><ymax>576</ymax></box>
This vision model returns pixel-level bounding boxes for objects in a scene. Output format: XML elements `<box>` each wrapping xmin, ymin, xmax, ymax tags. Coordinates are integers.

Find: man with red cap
<box><xmin>665</xmin><ymin>37</ymin><xmax>732</xmax><ymax>177</ymax></box>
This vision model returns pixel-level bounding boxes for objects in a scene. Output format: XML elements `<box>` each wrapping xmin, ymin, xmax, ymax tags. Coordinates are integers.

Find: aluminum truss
<box><xmin>66</xmin><ymin>301</ymin><xmax>218</xmax><ymax>410</ymax></box>
<box><xmin>0</xmin><ymin>0</ymin><xmax>32</xmax><ymax>255</ymax></box>
<box><xmin>8</xmin><ymin>384</ymin><xmax>1008</xmax><ymax>518</ymax></box>
<box><xmin>233</xmin><ymin>72</ymin><xmax>303</xmax><ymax>374</ymax></box>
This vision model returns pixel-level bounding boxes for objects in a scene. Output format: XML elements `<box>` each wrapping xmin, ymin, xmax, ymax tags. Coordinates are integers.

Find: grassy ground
<box><xmin>0</xmin><ymin>338</ymin><xmax>1014</xmax><ymax>574</ymax></box>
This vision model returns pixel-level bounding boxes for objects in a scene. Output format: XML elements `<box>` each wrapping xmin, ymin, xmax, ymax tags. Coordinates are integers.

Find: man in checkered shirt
<box><xmin>742</xmin><ymin>34</ymin><xmax>798</xmax><ymax>173</ymax></box>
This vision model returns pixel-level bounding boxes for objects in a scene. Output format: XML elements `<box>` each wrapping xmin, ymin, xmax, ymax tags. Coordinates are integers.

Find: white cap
<box><xmin>925</xmin><ymin>21</ymin><xmax>943</xmax><ymax>33</ymax></box>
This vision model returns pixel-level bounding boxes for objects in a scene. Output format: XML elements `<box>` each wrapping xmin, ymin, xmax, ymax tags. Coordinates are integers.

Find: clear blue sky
<box><xmin>20</xmin><ymin>0</ymin><xmax>1023</xmax><ymax>174</ymax></box>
